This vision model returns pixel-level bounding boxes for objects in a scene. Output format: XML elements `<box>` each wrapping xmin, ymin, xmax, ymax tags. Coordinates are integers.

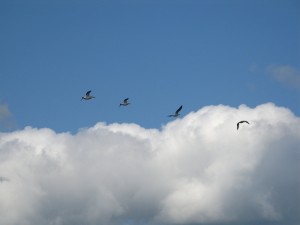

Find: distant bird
<box><xmin>168</xmin><ymin>105</ymin><xmax>183</xmax><ymax>117</ymax></box>
<box><xmin>81</xmin><ymin>90</ymin><xmax>95</xmax><ymax>101</ymax></box>
<box><xmin>119</xmin><ymin>98</ymin><xmax>130</xmax><ymax>107</ymax></box>
<box><xmin>237</xmin><ymin>120</ymin><xmax>250</xmax><ymax>130</ymax></box>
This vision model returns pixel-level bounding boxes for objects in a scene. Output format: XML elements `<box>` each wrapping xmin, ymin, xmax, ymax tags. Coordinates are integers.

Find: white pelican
<box><xmin>168</xmin><ymin>105</ymin><xmax>183</xmax><ymax>117</ymax></box>
<box><xmin>237</xmin><ymin>120</ymin><xmax>250</xmax><ymax>130</ymax></box>
<box><xmin>81</xmin><ymin>90</ymin><xmax>95</xmax><ymax>100</ymax></box>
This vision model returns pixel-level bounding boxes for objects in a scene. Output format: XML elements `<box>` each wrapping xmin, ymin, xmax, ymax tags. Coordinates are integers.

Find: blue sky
<box><xmin>0</xmin><ymin>2</ymin><xmax>300</xmax><ymax>224</ymax></box>
<box><xmin>0</xmin><ymin>0</ymin><xmax>299</xmax><ymax>132</ymax></box>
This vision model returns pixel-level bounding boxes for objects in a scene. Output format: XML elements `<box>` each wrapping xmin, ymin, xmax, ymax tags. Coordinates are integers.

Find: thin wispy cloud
<box><xmin>0</xmin><ymin>104</ymin><xmax>11</xmax><ymax>121</ymax></box>
<box><xmin>0</xmin><ymin>103</ymin><xmax>299</xmax><ymax>225</ymax></box>
<box><xmin>0</xmin><ymin>103</ymin><xmax>16</xmax><ymax>131</ymax></box>
<box><xmin>267</xmin><ymin>65</ymin><xmax>300</xmax><ymax>90</ymax></box>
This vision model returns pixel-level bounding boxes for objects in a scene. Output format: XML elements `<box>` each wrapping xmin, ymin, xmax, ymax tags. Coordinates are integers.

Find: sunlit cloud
<box><xmin>0</xmin><ymin>103</ymin><xmax>299</xmax><ymax>225</ymax></box>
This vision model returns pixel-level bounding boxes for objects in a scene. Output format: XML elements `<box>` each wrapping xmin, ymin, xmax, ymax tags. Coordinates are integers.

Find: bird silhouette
<box><xmin>237</xmin><ymin>120</ymin><xmax>249</xmax><ymax>130</ymax></box>
<box><xmin>81</xmin><ymin>90</ymin><xmax>95</xmax><ymax>101</ymax></box>
<box><xmin>119</xmin><ymin>98</ymin><xmax>130</xmax><ymax>107</ymax></box>
<box><xmin>168</xmin><ymin>105</ymin><xmax>183</xmax><ymax>117</ymax></box>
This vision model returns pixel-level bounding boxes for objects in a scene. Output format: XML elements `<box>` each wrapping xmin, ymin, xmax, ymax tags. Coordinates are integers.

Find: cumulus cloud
<box><xmin>0</xmin><ymin>103</ymin><xmax>299</xmax><ymax>225</ymax></box>
<box><xmin>267</xmin><ymin>65</ymin><xmax>300</xmax><ymax>90</ymax></box>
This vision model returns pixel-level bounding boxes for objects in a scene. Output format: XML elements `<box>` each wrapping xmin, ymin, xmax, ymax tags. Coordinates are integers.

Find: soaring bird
<box><xmin>237</xmin><ymin>120</ymin><xmax>250</xmax><ymax>130</ymax></box>
<box><xmin>81</xmin><ymin>90</ymin><xmax>95</xmax><ymax>100</ymax></box>
<box><xmin>168</xmin><ymin>105</ymin><xmax>183</xmax><ymax>117</ymax></box>
<box><xmin>119</xmin><ymin>98</ymin><xmax>130</xmax><ymax>107</ymax></box>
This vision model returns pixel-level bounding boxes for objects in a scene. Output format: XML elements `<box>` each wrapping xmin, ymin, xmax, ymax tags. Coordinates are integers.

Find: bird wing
<box><xmin>86</xmin><ymin>90</ymin><xmax>92</xmax><ymax>96</ymax></box>
<box><xmin>124</xmin><ymin>98</ymin><xmax>129</xmax><ymax>103</ymax></box>
<box><xmin>175</xmin><ymin>105</ymin><xmax>183</xmax><ymax>114</ymax></box>
<box><xmin>240</xmin><ymin>120</ymin><xmax>250</xmax><ymax>124</ymax></box>
<box><xmin>237</xmin><ymin>122</ymin><xmax>240</xmax><ymax>130</ymax></box>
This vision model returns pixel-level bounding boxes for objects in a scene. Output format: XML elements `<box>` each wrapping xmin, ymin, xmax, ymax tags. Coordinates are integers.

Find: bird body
<box><xmin>168</xmin><ymin>105</ymin><xmax>183</xmax><ymax>117</ymax></box>
<box><xmin>81</xmin><ymin>90</ymin><xmax>95</xmax><ymax>100</ymax></box>
<box><xmin>237</xmin><ymin>120</ymin><xmax>250</xmax><ymax>130</ymax></box>
<box><xmin>119</xmin><ymin>98</ymin><xmax>130</xmax><ymax>107</ymax></box>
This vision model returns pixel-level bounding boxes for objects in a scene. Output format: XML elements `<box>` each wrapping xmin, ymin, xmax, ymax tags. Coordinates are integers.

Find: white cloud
<box><xmin>267</xmin><ymin>65</ymin><xmax>300</xmax><ymax>90</ymax></box>
<box><xmin>0</xmin><ymin>103</ymin><xmax>299</xmax><ymax>225</ymax></box>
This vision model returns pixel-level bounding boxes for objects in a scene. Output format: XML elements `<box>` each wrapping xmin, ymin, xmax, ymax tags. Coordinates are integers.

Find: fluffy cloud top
<box><xmin>0</xmin><ymin>103</ymin><xmax>299</xmax><ymax>225</ymax></box>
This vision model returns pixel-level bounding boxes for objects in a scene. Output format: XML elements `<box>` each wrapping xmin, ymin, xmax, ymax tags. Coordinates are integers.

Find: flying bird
<box><xmin>119</xmin><ymin>98</ymin><xmax>130</xmax><ymax>107</ymax></box>
<box><xmin>168</xmin><ymin>105</ymin><xmax>183</xmax><ymax>117</ymax></box>
<box><xmin>237</xmin><ymin>120</ymin><xmax>250</xmax><ymax>130</ymax></box>
<box><xmin>81</xmin><ymin>90</ymin><xmax>95</xmax><ymax>101</ymax></box>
